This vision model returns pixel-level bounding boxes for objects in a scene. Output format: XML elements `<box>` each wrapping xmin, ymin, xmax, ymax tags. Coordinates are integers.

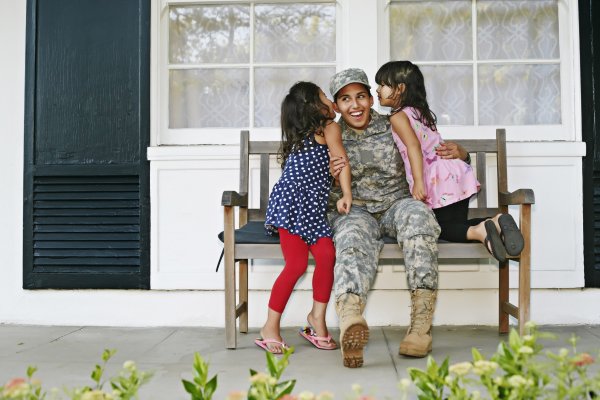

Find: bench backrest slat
<box><xmin>476</xmin><ymin>151</ymin><xmax>487</xmax><ymax>208</ymax></box>
<box><xmin>259</xmin><ymin>153</ymin><xmax>270</xmax><ymax>216</ymax></box>
<box><xmin>239</xmin><ymin>129</ymin><xmax>507</xmax><ymax>222</ymax></box>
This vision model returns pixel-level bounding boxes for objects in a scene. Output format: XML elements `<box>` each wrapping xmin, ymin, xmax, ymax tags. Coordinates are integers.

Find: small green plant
<box><xmin>1</xmin><ymin>350</ymin><xmax>152</xmax><ymax>400</ymax></box>
<box><xmin>67</xmin><ymin>349</ymin><xmax>152</xmax><ymax>400</ymax></box>
<box><xmin>2</xmin><ymin>325</ymin><xmax>599</xmax><ymax>400</ymax></box>
<box><xmin>246</xmin><ymin>347</ymin><xmax>296</xmax><ymax>400</ymax></box>
<box><xmin>402</xmin><ymin>322</ymin><xmax>600</xmax><ymax>400</ymax></box>
<box><xmin>181</xmin><ymin>353</ymin><xmax>218</xmax><ymax>400</ymax></box>
<box><xmin>0</xmin><ymin>366</ymin><xmax>46</xmax><ymax>400</ymax></box>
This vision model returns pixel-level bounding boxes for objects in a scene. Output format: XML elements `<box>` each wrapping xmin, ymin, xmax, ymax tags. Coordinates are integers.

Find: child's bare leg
<box><xmin>467</xmin><ymin>214</ymin><xmax>502</xmax><ymax>248</ymax></box>
<box><xmin>307</xmin><ymin>300</ymin><xmax>337</xmax><ymax>349</ymax></box>
<box><xmin>260</xmin><ymin>308</ymin><xmax>285</xmax><ymax>352</ymax></box>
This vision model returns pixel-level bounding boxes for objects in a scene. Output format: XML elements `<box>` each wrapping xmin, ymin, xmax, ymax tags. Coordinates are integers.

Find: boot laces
<box><xmin>408</xmin><ymin>298</ymin><xmax>432</xmax><ymax>334</ymax></box>
<box><xmin>339</xmin><ymin>299</ymin><xmax>361</xmax><ymax>320</ymax></box>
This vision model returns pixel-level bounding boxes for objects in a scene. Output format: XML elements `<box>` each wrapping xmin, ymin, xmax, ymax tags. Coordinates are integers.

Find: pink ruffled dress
<box><xmin>392</xmin><ymin>107</ymin><xmax>480</xmax><ymax>209</ymax></box>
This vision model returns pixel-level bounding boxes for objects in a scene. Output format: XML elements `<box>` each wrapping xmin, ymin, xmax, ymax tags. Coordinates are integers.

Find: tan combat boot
<box><xmin>398</xmin><ymin>289</ymin><xmax>437</xmax><ymax>358</ymax></box>
<box><xmin>336</xmin><ymin>293</ymin><xmax>369</xmax><ymax>368</ymax></box>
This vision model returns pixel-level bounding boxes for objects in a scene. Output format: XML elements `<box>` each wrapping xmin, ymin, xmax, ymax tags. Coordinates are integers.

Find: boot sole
<box><xmin>341</xmin><ymin>323</ymin><xmax>369</xmax><ymax>368</ymax></box>
<box><xmin>398</xmin><ymin>342</ymin><xmax>432</xmax><ymax>358</ymax></box>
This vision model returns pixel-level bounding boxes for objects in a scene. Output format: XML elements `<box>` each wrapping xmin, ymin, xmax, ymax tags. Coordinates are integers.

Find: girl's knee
<box><xmin>282</xmin><ymin>260</ymin><xmax>309</xmax><ymax>280</ymax></box>
<box><xmin>312</xmin><ymin>238</ymin><xmax>336</xmax><ymax>268</ymax></box>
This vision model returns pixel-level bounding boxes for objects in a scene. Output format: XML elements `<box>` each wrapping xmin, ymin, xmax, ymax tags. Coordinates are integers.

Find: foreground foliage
<box><xmin>1</xmin><ymin>323</ymin><xmax>599</xmax><ymax>399</ymax></box>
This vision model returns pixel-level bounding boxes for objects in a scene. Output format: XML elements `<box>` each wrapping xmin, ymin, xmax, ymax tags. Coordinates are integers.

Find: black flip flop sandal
<box><xmin>498</xmin><ymin>214</ymin><xmax>524</xmax><ymax>256</ymax></box>
<box><xmin>484</xmin><ymin>220</ymin><xmax>507</xmax><ymax>263</ymax></box>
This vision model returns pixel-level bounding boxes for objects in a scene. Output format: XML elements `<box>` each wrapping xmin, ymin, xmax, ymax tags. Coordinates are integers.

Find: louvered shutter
<box><xmin>581</xmin><ymin>0</ymin><xmax>600</xmax><ymax>287</ymax></box>
<box><xmin>23</xmin><ymin>0</ymin><xmax>150</xmax><ymax>289</ymax></box>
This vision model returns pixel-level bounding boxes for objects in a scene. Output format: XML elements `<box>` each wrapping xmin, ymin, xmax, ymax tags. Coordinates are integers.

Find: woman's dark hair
<box><xmin>375</xmin><ymin>60</ymin><xmax>437</xmax><ymax>131</ymax></box>
<box><xmin>279</xmin><ymin>81</ymin><xmax>332</xmax><ymax>167</ymax></box>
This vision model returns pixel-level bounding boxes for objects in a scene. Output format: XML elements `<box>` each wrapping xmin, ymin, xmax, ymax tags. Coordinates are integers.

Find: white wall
<box><xmin>1</xmin><ymin>0</ymin><xmax>598</xmax><ymax>329</ymax></box>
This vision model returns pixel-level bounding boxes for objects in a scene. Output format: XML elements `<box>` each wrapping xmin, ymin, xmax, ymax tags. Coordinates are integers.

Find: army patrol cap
<box><xmin>329</xmin><ymin>68</ymin><xmax>371</xmax><ymax>98</ymax></box>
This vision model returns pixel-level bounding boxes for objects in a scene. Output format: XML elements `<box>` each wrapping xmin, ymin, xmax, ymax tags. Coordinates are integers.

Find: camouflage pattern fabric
<box><xmin>328</xmin><ymin>109</ymin><xmax>440</xmax><ymax>300</ymax></box>
<box><xmin>329</xmin><ymin>68</ymin><xmax>371</xmax><ymax>98</ymax></box>
<box><xmin>329</xmin><ymin>110</ymin><xmax>410</xmax><ymax>214</ymax></box>
<box><xmin>329</xmin><ymin>198</ymin><xmax>440</xmax><ymax>300</ymax></box>
<box><xmin>380</xmin><ymin>198</ymin><xmax>440</xmax><ymax>290</ymax></box>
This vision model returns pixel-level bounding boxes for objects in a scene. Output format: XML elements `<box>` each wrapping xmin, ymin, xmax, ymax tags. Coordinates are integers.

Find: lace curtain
<box><xmin>168</xmin><ymin>3</ymin><xmax>335</xmax><ymax>129</ymax></box>
<box><xmin>390</xmin><ymin>0</ymin><xmax>560</xmax><ymax>126</ymax></box>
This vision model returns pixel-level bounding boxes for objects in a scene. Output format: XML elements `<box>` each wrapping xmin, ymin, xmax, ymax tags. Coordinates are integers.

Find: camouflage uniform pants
<box><xmin>329</xmin><ymin>198</ymin><xmax>441</xmax><ymax>301</ymax></box>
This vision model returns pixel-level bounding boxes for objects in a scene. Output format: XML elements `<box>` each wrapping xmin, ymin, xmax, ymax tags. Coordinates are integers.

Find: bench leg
<box><xmin>225</xmin><ymin>258</ymin><xmax>237</xmax><ymax>348</ymax></box>
<box><xmin>499</xmin><ymin>260</ymin><xmax>510</xmax><ymax>334</ymax></box>
<box><xmin>518</xmin><ymin>204</ymin><xmax>532</xmax><ymax>336</ymax></box>
<box><xmin>239</xmin><ymin>259</ymin><xmax>248</xmax><ymax>333</ymax></box>
<box><xmin>224</xmin><ymin>207</ymin><xmax>237</xmax><ymax>349</ymax></box>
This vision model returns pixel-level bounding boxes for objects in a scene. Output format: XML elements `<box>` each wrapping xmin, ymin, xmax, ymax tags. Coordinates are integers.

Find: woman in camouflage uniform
<box><xmin>327</xmin><ymin>68</ymin><xmax>469</xmax><ymax>368</ymax></box>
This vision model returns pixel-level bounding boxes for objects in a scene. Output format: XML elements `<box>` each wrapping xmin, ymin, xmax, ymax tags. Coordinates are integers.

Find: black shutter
<box><xmin>23</xmin><ymin>0</ymin><xmax>150</xmax><ymax>289</ymax></box>
<box><xmin>581</xmin><ymin>0</ymin><xmax>600</xmax><ymax>287</ymax></box>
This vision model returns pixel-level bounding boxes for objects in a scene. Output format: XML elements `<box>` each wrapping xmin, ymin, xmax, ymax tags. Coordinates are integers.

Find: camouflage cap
<box><xmin>329</xmin><ymin>68</ymin><xmax>371</xmax><ymax>98</ymax></box>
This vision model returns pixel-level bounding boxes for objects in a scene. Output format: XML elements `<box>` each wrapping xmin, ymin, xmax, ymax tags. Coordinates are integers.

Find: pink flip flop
<box><xmin>299</xmin><ymin>326</ymin><xmax>338</xmax><ymax>350</ymax></box>
<box><xmin>254</xmin><ymin>337</ymin><xmax>288</xmax><ymax>354</ymax></box>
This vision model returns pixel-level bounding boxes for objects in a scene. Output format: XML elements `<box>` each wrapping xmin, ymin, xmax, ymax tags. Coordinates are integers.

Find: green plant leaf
<box><xmin>204</xmin><ymin>375</ymin><xmax>217</xmax><ymax>400</ymax></box>
<box><xmin>426</xmin><ymin>356</ymin><xmax>438</xmax><ymax>373</ymax></box>
<box><xmin>274</xmin><ymin>380</ymin><xmax>296</xmax><ymax>399</ymax></box>
<box><xmin>439</xmin><ymin>357</ymin><xmax>449</xmax><ymax>378</ymax></box>
<box><xmin>193</xmin><ymin>353</ymin><xmax>208</xmax><ymax>387</ymax></box>
<box><xmin>102</xmin><ymin>349</ymin><xmax>116</xmax><ymax>363</ymax></box>
<box><xmin>90</xmin><ymin>365</ymin><xmax>103</xmax><ymax>384</ymax></box>
<box><xmin>266</xmin><ymin>352</ymin><xmax>278</xmax><ymax>377</ymax></box>
<box><xmin>249</xmin><ymin>369</ymin><xmax>258</xmax><ymax>376</ymax></box>
<box><xmin>508</xmin><ymin>329</ymin><xmax>521</xmax><ymax>350</ymax></box>
<box><xmin>472</xmin><ymin>347</ymin><xmax>483</xmax><ymax>362</ymax></box>
<box><xmin>26</xmin><ymin>365</ymin><xmax>37</xmax><ymax>379</ymax></box>
<box><xmin>182</xmin><ymin>379</ymin><xmax>202</xmax><ymax>398</ymax></box>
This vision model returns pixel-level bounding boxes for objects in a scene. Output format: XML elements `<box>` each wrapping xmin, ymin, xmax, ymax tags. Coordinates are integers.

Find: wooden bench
<box><xmin>221</xmin><ymin>129</ymin><xmax>534</xmax><ymax>349</ymax></box>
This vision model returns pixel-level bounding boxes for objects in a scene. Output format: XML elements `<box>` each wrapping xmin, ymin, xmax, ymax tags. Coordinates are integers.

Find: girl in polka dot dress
<box><xmin>256</xmin><ymin>81</ymin><xmax>352</xmax><ymax>354</ymax></box>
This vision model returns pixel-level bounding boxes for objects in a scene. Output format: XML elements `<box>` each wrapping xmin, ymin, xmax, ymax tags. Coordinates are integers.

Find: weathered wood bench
<box><xmin>221</xmin><ymin>129</ymin><xmax>534</xmax><ymax>349</ymax></box>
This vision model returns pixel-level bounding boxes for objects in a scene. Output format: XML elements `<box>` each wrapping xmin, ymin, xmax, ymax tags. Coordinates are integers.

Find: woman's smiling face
<box><xmin>333</xmin><ymin>83</ymin><xmax>374</xmax><ymax>130</ymax></box>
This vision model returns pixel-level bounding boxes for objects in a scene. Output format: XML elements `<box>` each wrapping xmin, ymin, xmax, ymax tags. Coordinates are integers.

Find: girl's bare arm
<box><xmin>390</xmin><ymin>111</ymin><xmax>427</xmax><ymax>201</ymax></box>
<box><xmin>324</xmin><ymin>122</ymin><xmax>352</xmax><ymax>213</ymax></box>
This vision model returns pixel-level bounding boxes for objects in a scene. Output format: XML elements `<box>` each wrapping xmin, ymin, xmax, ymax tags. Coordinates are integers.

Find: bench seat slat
<box><xmin>235</xmin><ymin>242</ymin><xmax>493</xmax><ymax>260</ymax></box>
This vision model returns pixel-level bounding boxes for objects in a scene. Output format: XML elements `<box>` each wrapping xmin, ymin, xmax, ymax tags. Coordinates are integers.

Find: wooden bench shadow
<box><xmin>220</xmin><ymin>129</ymin><xmax>534</xmax><ymax>349</ymax></box>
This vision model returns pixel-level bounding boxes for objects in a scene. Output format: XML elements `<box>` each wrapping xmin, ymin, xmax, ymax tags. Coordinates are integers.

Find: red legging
<box><xmin>268</xmin><ymin>228</ymin><xmax>336</xmax><ymax>314</ymax></box>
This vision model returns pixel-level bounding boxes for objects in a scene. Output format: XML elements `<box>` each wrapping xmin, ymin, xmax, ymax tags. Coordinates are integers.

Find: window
<box><xmin>382</xmin><ymin>0</ymin><xmax>573</xmax><ymax>140</ymax></box>
<box><xmin>161</xmin><ymin>1</ymin><xmax>336</xmax><ymax>144</ymax></box>
<box><xmin>156</xmin><ymin>0</ymin><xmax>577</xmax><ymax>144</ymax></box>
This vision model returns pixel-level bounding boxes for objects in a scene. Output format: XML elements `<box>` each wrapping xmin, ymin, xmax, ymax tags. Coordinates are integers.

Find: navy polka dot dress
<box><xmin>265</xmin><ymin>135</ymin><xmax>333</xmax><ymax>245</ymax></box>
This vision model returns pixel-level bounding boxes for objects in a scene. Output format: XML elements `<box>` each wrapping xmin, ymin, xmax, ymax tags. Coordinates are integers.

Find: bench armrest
<box><xmin>499</xmin><ymin>189</ymin><xmax>535</xmax><ymax>205</ymax></box>
<box><xmin>221</xmin><ymin>191</ymin><xmax>248</xmax><ymax>207</ymax></box>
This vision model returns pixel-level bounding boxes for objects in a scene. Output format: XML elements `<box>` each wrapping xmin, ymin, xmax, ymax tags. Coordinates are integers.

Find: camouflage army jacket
<box><xmin>330</xmin><ymin>109</ymin><xmax>410</xmax><ymax>214</ymax></box>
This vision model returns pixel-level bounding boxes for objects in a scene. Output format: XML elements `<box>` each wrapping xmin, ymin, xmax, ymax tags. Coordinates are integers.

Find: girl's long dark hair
<box><xmin>279</xmin><ymin>81</ymin><xmax>332</xmax><ymax>167</ymax></box>
<box><xmin>375</xmin><ymin>60</ymin><xmax>437</xmax><ymax>131</ymax></box>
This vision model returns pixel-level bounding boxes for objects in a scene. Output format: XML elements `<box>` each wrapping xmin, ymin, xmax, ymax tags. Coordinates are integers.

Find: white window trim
<box><xmin>377</xmin><ymin>0</ymin><xmax>581</xmax><ymax>142</ymax></box>
<box><xmin>151</xmin><ymin>0</ymin><xmax>582</xmax><ymax>147</ymax></box>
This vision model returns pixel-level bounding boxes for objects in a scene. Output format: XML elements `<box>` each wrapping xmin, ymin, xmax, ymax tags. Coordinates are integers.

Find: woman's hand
<box><xmin>435</xmin><ymin>142</ymin><xmax>468</xmax><ymax>161</ymax></box>
<box><xmin>337</xmin><ymin>195</ymin><xmax>352</xmax><ymax>215</ymax></box>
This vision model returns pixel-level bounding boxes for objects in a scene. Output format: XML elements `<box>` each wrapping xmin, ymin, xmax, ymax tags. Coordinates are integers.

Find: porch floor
<box><xmin>1</xmin><ymin>325</ymin><xmax>599</xmax><ymax>399</ymax></box>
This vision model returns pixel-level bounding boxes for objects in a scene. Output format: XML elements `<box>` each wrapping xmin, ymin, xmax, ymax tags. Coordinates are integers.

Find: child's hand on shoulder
<box><xmin>337</xmin><ymin>195</ymin><xmax>352</xmax><ymax>215</ymax></box>
<box><xmin>412</xmin><ymin>181</ymin><xmax>428</xmax><ymax>202</ymax></box>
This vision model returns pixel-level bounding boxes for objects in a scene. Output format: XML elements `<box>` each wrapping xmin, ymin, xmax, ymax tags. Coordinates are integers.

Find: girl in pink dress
<box><xmin>375</xmin><ymin>61</ymin><xmax>524</xmax><ymax>262</ymax></box>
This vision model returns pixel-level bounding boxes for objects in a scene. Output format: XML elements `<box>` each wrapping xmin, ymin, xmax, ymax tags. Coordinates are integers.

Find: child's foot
<box><xmin>256</xmin><ymin>327</ymin><xmax>287</xmax><ymax>353</ymax></box>
<box><xmin>306</xmin><ymin>313</ymin><xmax>337</xmax><ymax>349</ymax></box>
